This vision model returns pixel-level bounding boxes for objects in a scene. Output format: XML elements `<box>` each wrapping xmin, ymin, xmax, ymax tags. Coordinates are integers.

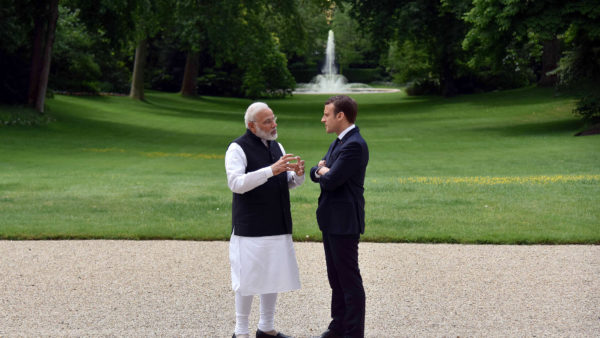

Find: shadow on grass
<box><xmin>472</xmin><ymin>118</ymin><xmax>583</xmax><ymax>136</ymax></box>
<box><xmin>356</xmin><ymin>87</ymin><xmax>573</xmax><ymax>119</ymax></box>
<box><xmin>33</xmin><ymin>98</ymin><xmax>237</xmax><ymax>152</ymax></box>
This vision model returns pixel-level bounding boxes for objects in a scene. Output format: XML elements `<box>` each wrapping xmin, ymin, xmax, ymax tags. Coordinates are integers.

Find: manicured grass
<box><xmin>1</xmin><ymin>87</ymin><xmax>598</xmax><ymax>243</ymax></box>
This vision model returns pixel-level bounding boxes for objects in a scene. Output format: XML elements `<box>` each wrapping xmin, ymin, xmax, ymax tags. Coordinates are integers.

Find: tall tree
<box><xmin>180</xmin><ymin>50</ymin><xmax>199</xmax><ymax>96</ymax></box>
<box><xmin>173</xmin><ymin>0</ymin><xmax>303</xmax><ymax>97</ymax></box>
<box><xmin>343</xmin><ymin>0</ymin><xmax>472</xmax><ymax>96</ymax></box>
<box><xmin>233</xmin><ymin>1</ymin><xmax>298</xmax><ymax>98</ymax></box>
<box><xmin>172</xmin><ymin>0</ymin><xmax>214</xmax><ymax>97</ymax></box>
<box><xmin>463</xmin><ymin>0</ymin><xmax>567</xmax><ymax>86</ymax></box>
<box><xmin>129</xmin><ymin>0</ymin><xmax>170</xmax><ymax>100</ymax></box>
<box><xmin>1</xmin><ymin>0</ymin><xmax>62</xmax><ymax>108</ymax></box>
<box><xmin>330</xmin><ymin>8</ymin><xmax>376</xmax><ymax>73</ymax></box>
<box><xmin>463</xmin><ymin>0</ymin><xmax>600</xmax><ymax>114</ymax></box>
<box><xmin>0</xmin><ymin>0</ymin><xmax>32</xmax><ymax>104</ymax></box>
<box><xmin>26</xmin><ymin>0</ymin><xmax>59</xmax><ymax>112</ymax></box>
<box><xmin>130</xmin><ymin>38</ymin><xmax>148</xmax><ymax>99</ymax></box>
<box><xmin>61</xmin><ymin>0</ymin><xmax>136</xmax><ymax>93</ymax></box>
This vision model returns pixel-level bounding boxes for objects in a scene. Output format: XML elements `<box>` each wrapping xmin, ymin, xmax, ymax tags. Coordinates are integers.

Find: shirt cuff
<box><xmin>264</xmin><ymin>166</ymin><xmax>274</xmax><ymax>178</ymax></box>
<box><xmin>314</xmin><ymin>167</ymin><xmax>322</xmax><ymax>178</ymax></box>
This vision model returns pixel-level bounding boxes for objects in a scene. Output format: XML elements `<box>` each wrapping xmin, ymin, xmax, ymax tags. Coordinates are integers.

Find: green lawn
<box><xmin>1</xmin><ymin>87</ymin><xmax>598</xmax><ymax>243</ymax></box>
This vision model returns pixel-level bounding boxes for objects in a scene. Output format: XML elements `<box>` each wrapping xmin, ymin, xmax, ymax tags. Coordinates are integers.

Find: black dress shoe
<box><xmin>318</xmin><ymin>329</ymin><xmax>341</xmax><ymax>338</ymax></box>
<box><xmin>255</xmin><ymin>329</ymin><xmax>292</xmax><ymax>338</ymax></box>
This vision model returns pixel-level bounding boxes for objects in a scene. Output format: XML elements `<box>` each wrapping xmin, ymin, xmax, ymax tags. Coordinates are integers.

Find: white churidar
<box><xmin>234</xmin><ymin>292</ymin><xmax>277</xmax><ymax>334</ymax></box>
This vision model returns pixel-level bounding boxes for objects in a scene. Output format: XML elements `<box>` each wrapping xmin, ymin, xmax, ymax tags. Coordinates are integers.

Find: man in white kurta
<box><xmin>226</xmin><ymin>102</ymin><xmax>305</xmax><ymax>338</ymax></box>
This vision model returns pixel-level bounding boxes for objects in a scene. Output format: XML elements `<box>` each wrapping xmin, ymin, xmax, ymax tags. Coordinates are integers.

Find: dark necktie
<box><xmin>331</xmin><ymin>138</ymin><xmax>341</xmax><ymax>153</ymax></box>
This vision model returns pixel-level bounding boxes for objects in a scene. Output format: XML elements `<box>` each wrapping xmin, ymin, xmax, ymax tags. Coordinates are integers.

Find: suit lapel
<box><xmin>326</xmin><ymin>127</ymin><xmax>360</xmax><ymax>165</ymax></box>
<box><xmin>326</xmin><ymin>139</ymin><xmax>338</xmax><ymax>163</ymax></box>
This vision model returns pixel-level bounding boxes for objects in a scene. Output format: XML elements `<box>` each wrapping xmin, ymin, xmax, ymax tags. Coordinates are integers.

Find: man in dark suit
<box><xmin>310</xmin><ymin>95</ymin><xmax>369</xmax><ymax>338</ymax></box>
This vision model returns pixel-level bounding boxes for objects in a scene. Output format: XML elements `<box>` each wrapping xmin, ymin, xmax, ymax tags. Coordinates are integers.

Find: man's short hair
<box><xmin>245</xmin><ymin>102</ymin><xmax>270</xmax><ymax>129</ymax></box>
<box><xmin>325</xmin><ymin>95</ymin><xmax>358</xmax><ymax>124</ymax></box>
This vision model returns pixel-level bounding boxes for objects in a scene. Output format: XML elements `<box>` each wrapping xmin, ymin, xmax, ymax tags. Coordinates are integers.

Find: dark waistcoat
<box><xmin>231</xmin><ymin>129</ymin><xmax>292</xmax><ymax>237</ymax></box>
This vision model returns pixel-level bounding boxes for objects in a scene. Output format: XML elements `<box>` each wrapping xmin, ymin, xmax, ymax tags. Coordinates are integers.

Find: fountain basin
<box><xmin>293</xmin><ymin>85</ymin><xmax>401</xmax><ymax>94</ymax></box>
<box><xmin>294</xmin><ymin>30</ymin><xmax>400</xmax><ymax>94</ymax></box>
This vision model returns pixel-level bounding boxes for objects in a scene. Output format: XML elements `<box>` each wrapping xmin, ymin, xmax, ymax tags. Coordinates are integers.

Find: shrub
<box><xmin>240</xmin><ymin>36</ymin><xmax>295</xmax><ymax>99</ymax></box>
<box><xmin>342</xmin><ymin>68</ymin><xmax>385</xmax><ymax>83</ymax></box>
<box><xmin>405</xmin><ymin>79</ymin><xmax>441</xmax><ymax>96</ymax></box>
<box><xmin>574</xmin><ymin>94</ymin><xmax>600</xmax><ymax>124</ymax></box>
<box><xmin>0</xmin><ymin>106</ymin><xmax>55</xmax><ymax>126</ymax></box>
<box><xmin>197</xmin><ymin>69</ymin><xmax>243</xmax><ymax>97</ymax></box>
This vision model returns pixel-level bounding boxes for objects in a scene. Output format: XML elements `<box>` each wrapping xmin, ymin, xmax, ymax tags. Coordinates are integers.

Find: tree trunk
<box><xmin>27</xmin><ymin>14</ymin><xmax>44</xmax><ymax>107</ymax></box>
<box><xmin>34</xmin><ymin>0</ymin><xmax>59</xmax><ymax>113</ymax></box>
<box><xmin>27</xmin><ymin>0</ymin><xmax>58</xmax><ymax>112</ymax></box>
<box><xmin>130</xmin><ymin>39</ymin><xmax>148</xmax><ymax>100</ymax></box>
<box><xmin>439</xmin><ymin>49</ymin><xmax>458</xmax><ymax>97</ymax></box>
<box><xmin>538</xmin><ymin>38</ymin><xmax>560</xmax><ymax>87</ymax></box>
<box><xmin>180</xmin><ymin>51</ymin><xmax>200</xmax><ymax>96</ymax></box>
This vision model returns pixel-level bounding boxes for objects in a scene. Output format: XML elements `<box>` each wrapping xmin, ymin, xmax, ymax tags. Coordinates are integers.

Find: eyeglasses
<box><xmin>252</xmin><ymin>116</ymin><xmax>277</xmax><ymax>126</ymax></box>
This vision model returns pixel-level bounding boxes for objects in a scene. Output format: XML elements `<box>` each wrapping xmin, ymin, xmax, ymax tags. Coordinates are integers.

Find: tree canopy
<box><xmin>1</xmin><ymin>0</ymin><xmax>598</xmax><ymax>114</ymax></box>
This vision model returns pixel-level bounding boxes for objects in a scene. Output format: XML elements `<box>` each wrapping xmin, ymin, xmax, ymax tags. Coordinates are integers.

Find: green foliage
<box><xmin>50</xmin><ymin>5</ymin><xmax>131</xmax><ymax>93</ymax></box>
<box><xmin>405</xmin><ymin>79</ymin><xmax>440</xmax><ymax>96</ymax></box>
<box><xmin>0</xmin><ymin>105</ymin><xmax>55</xmax><ymax>126</ymax></box>
<box><xmin>51</xmin><ymin>6</ymin><xmax>101</xmax><ymax>92</ymax></box>
<box><xmin>463</xmin><ymin>0</ymin><xmax>600</xmax><ymax>91</ymax></box>
<box><xmin>330</xmin><ymin>8</ymin><xmax>377</xmax><ymax>70</ymax></box>
<box><xmin>263</xmin><ymin>0</ymin><xmax>310</xmax><ymax>60</ymax></box>
<box><xmin>342</xmin><ymin>68</ymin><xmax>384</xmax><ymax>83</ymax></box>
<box><xmin>240</xmin><ymin>35</ymin><xmax>296</xmax><ymax>98</ymax></box>
<box><xmin>0</xmin><ymin>0</ymin><xmax>36</xmax><ymax>104</ymax></box>
<box><xmin>384</xmin><ymin>40</ymin><xmax>432</xmax><ymax>84</ymax></box>
<box><xmin>197</xmin><ymin>68</ymin><xmax>243</xmax><ymax>97</ymax></box>
<box><xmin>463</xmin><ymin>0</ymin><xmax>554</xmax><ymax>68</ymax></box>
<box><xmin>554</xmin><ymin>44</ymin><xmax>600</xmax><ymax>89</ymax></box>
<box><xmin>0</xmin><ymin>0</ymin><xmax>32</xmax><ymax>54</ymax></box>
<box><xmin>227</xmin><ymin>3</ymin><xmax>298</xmax><ymax>98</ymax></box>
<box><xmin>574</xmin><ymin>94</ymin><xmax>600</xmax><ymax>124</ymax></box>
<box><xmin>132</xmin><ymin>0</ymin><xmax>170</xmax><ymax>42</ymax></box>
<box><xmin>346</xmin><ymin>0</ymin><xmax>473</xmax><ymax>96</ymax></box>
<box><xmin>6</xmin><ymin>0</ymin><xmax>598</xmax><ymax>102</ymax></box>
<box><xmin>63</xmin><ymin>0</ymin><xmax>137</xmax><ymax>47</ymax></box>
<box><xmin>288</xmin><ymin>0</ymin><xmax>330</xmax><ymax>67</ymax></box>
<box><xmin>165</xmin><ymin>0</ymin><xmax>302</xmax><ymax>97</ymax></box>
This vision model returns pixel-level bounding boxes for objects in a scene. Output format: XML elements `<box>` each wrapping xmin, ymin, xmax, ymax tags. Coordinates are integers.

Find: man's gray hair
<box><xmin>244</xmin><ymin>102</ymin><xmax>270</xmax><ymax>129</ymax></box>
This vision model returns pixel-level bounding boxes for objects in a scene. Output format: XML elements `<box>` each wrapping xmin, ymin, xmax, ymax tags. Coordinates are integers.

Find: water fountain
<box><xmin>294</xmin><ymin>30</ymin><xmax>399</xmax><ymax>94</ymax></box>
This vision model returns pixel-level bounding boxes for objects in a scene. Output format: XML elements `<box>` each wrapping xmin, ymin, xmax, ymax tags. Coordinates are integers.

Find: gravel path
<box><xmin>1</xmin><ymin>241</ymin><xmax>598</xmax><ymax>337</ymax></box>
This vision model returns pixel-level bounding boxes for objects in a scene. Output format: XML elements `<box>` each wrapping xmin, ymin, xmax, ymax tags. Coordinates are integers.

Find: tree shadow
<box><xmin>471</xmin><ymin>118</ymin><xmax>583</xmax><ymax>136</ymax></box>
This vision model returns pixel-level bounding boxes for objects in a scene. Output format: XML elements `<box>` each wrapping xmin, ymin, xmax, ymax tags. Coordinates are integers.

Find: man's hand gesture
<box><xmin>271</xmin><ymin>154</ymin><xmax>303</xmax><ymax>176</ymax></box>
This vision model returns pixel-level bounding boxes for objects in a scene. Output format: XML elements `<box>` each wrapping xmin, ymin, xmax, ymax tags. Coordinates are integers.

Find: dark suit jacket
<box><xmin>310</xmin><ymin>126</ymin><xmax>369</xmax><ymax>235</ymax></box>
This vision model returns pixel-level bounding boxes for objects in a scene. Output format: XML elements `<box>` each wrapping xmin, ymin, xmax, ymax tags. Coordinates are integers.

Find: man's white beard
<box><xmin>255</xmin><ymin>127</ymin><xmax>278</xmax><ymax>141</ymax></box>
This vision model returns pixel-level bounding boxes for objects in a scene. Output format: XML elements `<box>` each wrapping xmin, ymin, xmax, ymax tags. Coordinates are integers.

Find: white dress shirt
<box><xmin>337</xmin><ymin>124</ymin><xmax>356</xmax><ymax>140</ymax></box>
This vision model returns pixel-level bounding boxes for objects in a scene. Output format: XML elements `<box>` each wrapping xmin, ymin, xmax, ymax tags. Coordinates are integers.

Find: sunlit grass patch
<box><xmin>395</xmin><ymin>174</ymin><xmax>600</xmax><ymax>185</ymax></box>
<box><xmin>82</xmin><ymin>147</ymin><xmax>224</xmax><ymax>159</ymax></box>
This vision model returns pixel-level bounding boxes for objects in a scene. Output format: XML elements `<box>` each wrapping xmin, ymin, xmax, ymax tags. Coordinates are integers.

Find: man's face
<box><xmin>250</xmin><ymin>108</ymin><xmax>278</xmax><ymax>140</ymax></box>
<box><xmin>321</xmin><ymin>103</ymin><xmax>343</xmax><ymax>134</ymax></box>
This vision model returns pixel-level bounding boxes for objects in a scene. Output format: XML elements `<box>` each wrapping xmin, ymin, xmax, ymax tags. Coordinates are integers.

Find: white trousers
<box><xmin>235</xmin><ymin>291</ymin><xmax>277</xmax><ymax>335</ymax></box>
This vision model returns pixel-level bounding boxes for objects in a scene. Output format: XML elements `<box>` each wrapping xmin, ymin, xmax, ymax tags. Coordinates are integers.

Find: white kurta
<box><xmin>225</xmin><ymin>140</ymin><xmax>304</xmax><ymax>296</ymax></box>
